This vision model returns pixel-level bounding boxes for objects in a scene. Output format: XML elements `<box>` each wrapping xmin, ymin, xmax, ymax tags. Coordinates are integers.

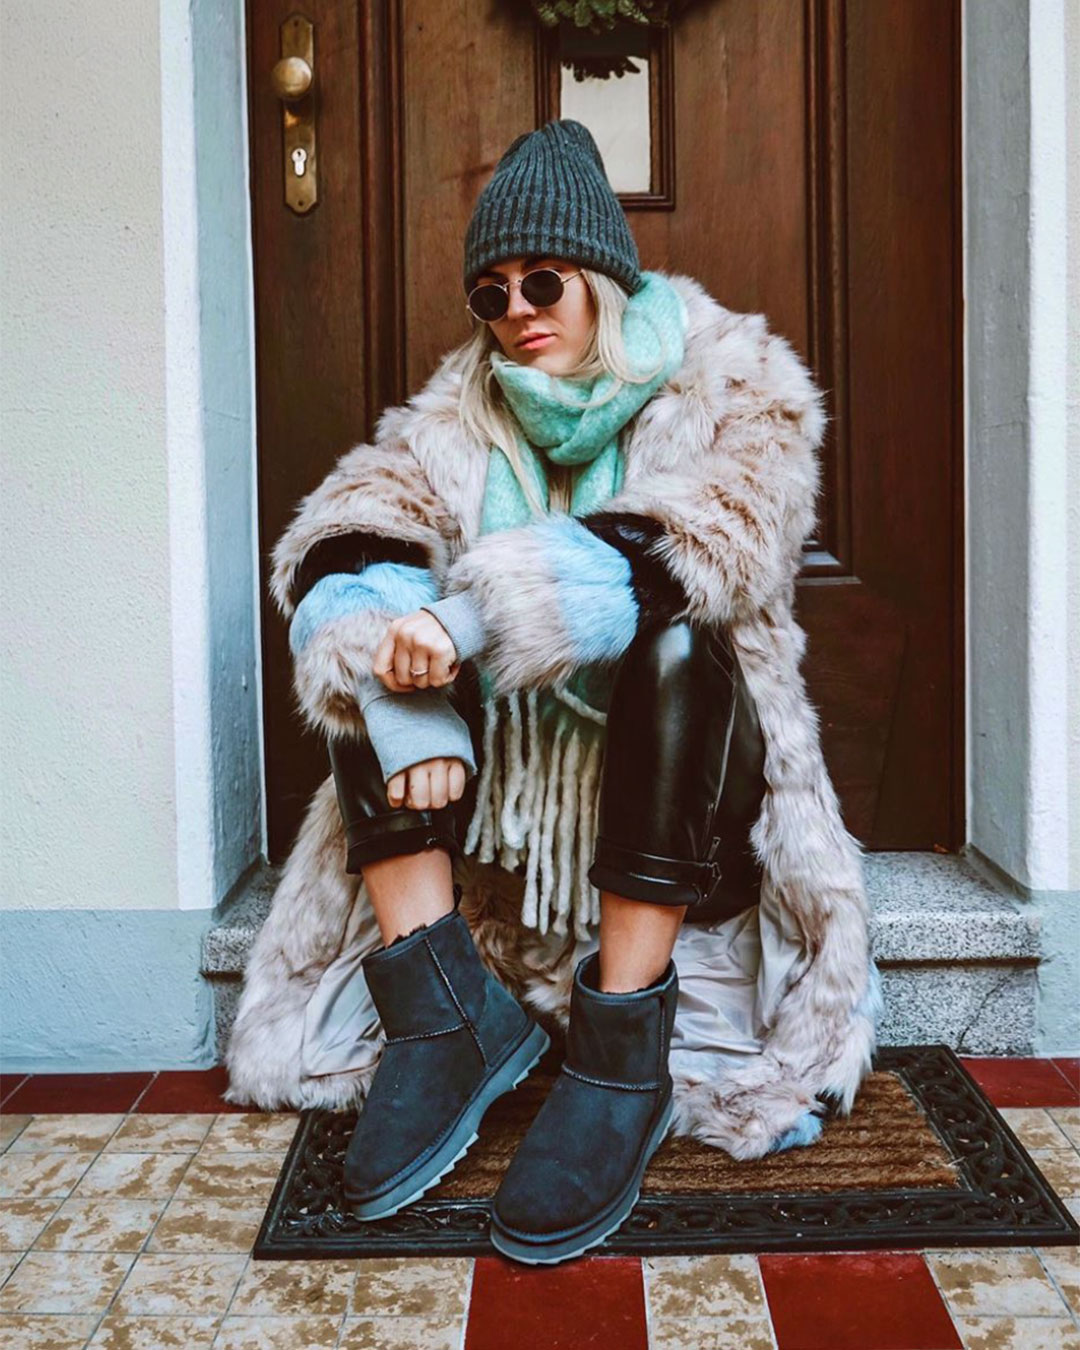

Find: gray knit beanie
<box><xmin>463</xmin><ymin>119</ymin><xmax>644</xmax><ymax>297</ymax></box>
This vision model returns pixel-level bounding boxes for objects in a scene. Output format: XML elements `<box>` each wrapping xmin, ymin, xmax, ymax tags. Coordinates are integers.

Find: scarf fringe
<box><xmin>463</xmin><ymin>688</ymin><xmax>604</xmax><ymax>940</ymax></box>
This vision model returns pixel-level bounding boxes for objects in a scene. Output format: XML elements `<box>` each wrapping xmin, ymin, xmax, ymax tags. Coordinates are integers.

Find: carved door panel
<box><xmin>248</xmin><ymin>0</ymin><xmax>963</xmax><ymax>860</ymax></box>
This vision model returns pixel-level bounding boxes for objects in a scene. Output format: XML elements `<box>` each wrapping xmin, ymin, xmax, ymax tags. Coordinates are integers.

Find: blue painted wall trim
<box><xmin>0</xmin><ymin>909</ymin><xmax>216</xmax><ymax>1073</ymax></box>
<box><xmin>1031</xmin><ymin>888</ymin><xmax>1080</xmax><ymax>1053</ymax></box>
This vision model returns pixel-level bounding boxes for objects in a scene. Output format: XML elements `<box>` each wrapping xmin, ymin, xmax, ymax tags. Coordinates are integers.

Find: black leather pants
<box><xmin>326</xmin><ymin>618</ymin><xmax>769</xmax><ymax>927</ymax></box>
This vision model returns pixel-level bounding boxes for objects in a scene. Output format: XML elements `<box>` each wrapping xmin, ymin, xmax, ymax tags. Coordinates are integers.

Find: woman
<box><xmin>227</xmin><ymin>119</ymin><xmax>883</xmax><ymax>1265</ymax></box>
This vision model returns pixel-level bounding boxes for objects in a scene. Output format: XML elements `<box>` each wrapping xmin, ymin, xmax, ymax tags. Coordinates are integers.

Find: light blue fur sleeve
<box><xmin>288</xmin><ymin>560</ymin><xmax>477</xmax><ymax>784</ymax></box>
<box><xmin>535</xmin><ymin>514</ymin><xmax>640</xmax><ymax>663</ymax></box>
<box><xmin>424</xmin><ymin>516</ymin><xmax>639</xmax><ymax>670</ymax></box>
<box><xmin>288</xmin><ymin>562</ymin><xmax>439</xmax><ymax>657</ymax></box>
<box><xmin>411</xmin><ymin>513</ymin><xmax>643</xmax><ymax>699</ymax></box>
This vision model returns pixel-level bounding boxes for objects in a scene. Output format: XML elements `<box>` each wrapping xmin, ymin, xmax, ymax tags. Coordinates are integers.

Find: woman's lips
<box><xmin>518</xmin><ymin>333</ymin><xmax>555</xmax><ymax>349</ymax></box>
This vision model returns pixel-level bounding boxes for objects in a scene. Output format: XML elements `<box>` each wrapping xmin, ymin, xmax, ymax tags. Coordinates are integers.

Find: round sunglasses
<box><xmin>465</xmin><ymin>267</ymin><xmax>584</xmax><ymax>323</ymax></box>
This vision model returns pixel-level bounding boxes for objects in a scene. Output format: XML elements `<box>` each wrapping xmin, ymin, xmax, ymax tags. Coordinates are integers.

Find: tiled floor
<box><xmin>0</xmin><ymin>1058</ymin><xmax>1076</xmax><ymax>1349</ymax></box>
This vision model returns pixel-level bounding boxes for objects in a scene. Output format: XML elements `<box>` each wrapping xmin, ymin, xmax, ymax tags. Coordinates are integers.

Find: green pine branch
<box><xmin>527</xmin><ymin>0</ymin><xmax>686</xmax><ymax>34</ymax></box>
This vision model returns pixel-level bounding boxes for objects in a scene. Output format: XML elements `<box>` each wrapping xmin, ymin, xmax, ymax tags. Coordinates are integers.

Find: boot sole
<box><xmin>344</xmin><ymin>1020</ymin><xmax>550</xmax><ymax>1221</ymax></box>
<box><xmin>488</xmin><ymin>1092</ymin><xmax>675</xmax><ymax>1265</ymax></box>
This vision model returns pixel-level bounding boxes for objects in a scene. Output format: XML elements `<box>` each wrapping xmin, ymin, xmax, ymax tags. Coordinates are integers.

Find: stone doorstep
<box><xmin>861</xmin><ymin>851</ymin><xmax>1039</xmax><ymax>963</ymax></box>
<box><xmin>203</xmin><ymin>851</ymin><xmax>1044</xmax><ymax>1054</ymax></box>
<box><xmin>201</xmin><ymin>850</ymin><xmax>1040</xmax><ymax>976</ymax></box>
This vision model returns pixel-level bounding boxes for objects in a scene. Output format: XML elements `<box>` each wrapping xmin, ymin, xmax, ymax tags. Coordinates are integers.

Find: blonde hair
<box><xmin>448</xmin><ymin>267</ymin><xmax>665</xmax><ymax>516</ymax></box>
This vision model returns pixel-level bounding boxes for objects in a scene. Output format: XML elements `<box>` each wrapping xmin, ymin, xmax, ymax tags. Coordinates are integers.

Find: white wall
<box><xmin>965</xmin><ymin>0</ymin><xmax>1077</xmax><ymax>895</ymax></box>
<box><xmin>0</xmin><ymin>0</ymin><xmax>262</xmax><ymax>1067</ymax></box>
<box><xmin>964</xmin><ymin>0</ymin><xmax>1078</xmax><ymax>1053</ymax></box>
<box><xmin>164</xmin><ymin>0</ymin><xmax>264</xmax><ymax>910</ymax></box>
<box><xmin>1</xmin><ymin>2</ymin><xmax>178</xmax><ymax>912</ymax></box>
<box><xmin>1067</xmin><ymin>0</ymin><xmax>1080</xmax><ymax>889</ymax></box>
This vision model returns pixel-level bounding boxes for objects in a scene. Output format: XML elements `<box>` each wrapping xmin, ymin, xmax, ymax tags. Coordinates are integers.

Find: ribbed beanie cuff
<box><xmin>463</xmin><ymin>119</ymin><xmax>643</xmax><ymax>296</ymax></box>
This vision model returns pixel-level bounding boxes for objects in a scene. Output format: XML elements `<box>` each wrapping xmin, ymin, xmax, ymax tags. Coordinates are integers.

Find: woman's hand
<box><xmin>387</xmin><ymin>756</ymin><xmax>467</xmax><ymax>810</ymax></box>
<box><xmin>372</xmin><ymin>610</ymin><xmax>460</xmax><ymax>693</ymax></box>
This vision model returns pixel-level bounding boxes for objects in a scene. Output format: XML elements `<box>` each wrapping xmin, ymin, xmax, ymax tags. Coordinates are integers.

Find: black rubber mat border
<box><xmin>253</xmin><ymin>1044</ymin><xmax>1079</xmax><ymax>1258</ymax></box>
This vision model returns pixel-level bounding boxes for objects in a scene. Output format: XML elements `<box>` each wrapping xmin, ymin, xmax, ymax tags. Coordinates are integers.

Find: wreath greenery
<box><xmin>526</xmin><ymin>0</ymin><xmax>695</xmax><ymax>35</ymax></box>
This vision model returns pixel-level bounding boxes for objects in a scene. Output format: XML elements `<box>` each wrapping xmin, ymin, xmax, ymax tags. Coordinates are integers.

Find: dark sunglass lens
<box><xmin>469</xmin><ymin>285</ymin><xmax>508</xmax><ymax>321</ymax></box>
<box><xmin>521</xmin><ymin>269</ymin><xmax>564</xmax><ymax>307</ymax></box>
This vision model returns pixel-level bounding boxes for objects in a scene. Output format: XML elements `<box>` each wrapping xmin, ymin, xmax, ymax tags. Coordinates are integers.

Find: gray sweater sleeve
<box><xmin>420</xmin><ymin>589</ymin><xmax>489</xmax><ymax>663</ymax></box>
<box><xmin>355</xmin><ymin>674</ymin><xmax>478</xmax><ymax>783</ymax></box>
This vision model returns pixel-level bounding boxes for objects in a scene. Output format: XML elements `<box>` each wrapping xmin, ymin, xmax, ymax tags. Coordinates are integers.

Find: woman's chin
<box><xmin>527</xmin><ymin>351</ymin><xmax>573</xmax><ymax>375</ymax></box>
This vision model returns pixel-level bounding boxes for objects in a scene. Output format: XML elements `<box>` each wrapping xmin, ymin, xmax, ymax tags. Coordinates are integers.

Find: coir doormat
<box><xmin>253</xmin><ymin>1044</ymin><xmax>1079</xmax><ymax>1258</ymax></box>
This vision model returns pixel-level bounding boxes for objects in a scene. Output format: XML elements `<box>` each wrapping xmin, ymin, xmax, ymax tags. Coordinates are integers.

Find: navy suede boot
<box><xmin>490</xmin><ymin>949</ymin><xmax>678</xmax><ymax>1264</ymax></box>
<box><xmin>343</xmin><ymin>884</ymin><xmax>550</xmax><ymax>1219</ymax></box>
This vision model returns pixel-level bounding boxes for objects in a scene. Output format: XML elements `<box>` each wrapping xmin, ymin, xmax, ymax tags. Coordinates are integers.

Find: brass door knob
<box><xmin>274</xmin><ymin>15</ymin><xmax>317</xmax><ymax>215</ymax></box>
<box><xmin>271</xmin><ymin>56</ymin><xmax>312</xmax><ymax>102</ymax></box>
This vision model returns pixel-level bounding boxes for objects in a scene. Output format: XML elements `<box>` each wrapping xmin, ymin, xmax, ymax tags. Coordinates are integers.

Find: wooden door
<box><xmin>248</xmin><ymin>0</ymin><xmax>964</xmax><ymax>863</ymax></box>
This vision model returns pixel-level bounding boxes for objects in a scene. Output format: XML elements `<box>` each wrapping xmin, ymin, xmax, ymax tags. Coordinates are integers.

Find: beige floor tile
<box><xmin>0</xmin><ymin>1251</ymin><xmax>24</xmax><ymax>1284</ymax></box>
<box><xmin>0</xmin><ymin>1199</ymin><xmax>61</xmax><ymax>1251</ymax></box>
<box><xmin>643</xmin><ymin>1254</ymin><xmax>768</xmax><ymax>1320</ymax></box>
<box><xmin>1065</xmin><ymin>1197</ymin><xmax>1080</xmax><ymax>1223</ymax></box>
<box><xmin>1027</xmin><ymin>1148</ymin><xmax>1080</xmax><ymax>1199</ymax></box>
<box><xmin>1037</xmin><ymin>1246</ymin><xmax>1079</xmax><ymax>1314</ymax></box>
<box><xmin>89</xmin><ymin>1313</ymin><xmax>221</xmax><ymax>1348</ymax></box>
<box><xmin>1048</xmin><ymin>1107</ymin><xmax>1080</xmax><ymax>1149</ymax></box>
<box><xmin>953</xmin><ymin>1314</ymin><xmax>1080</xmax><ymax>1349</ymax></box>
<box><xmin>199</xmin><ymin>1115</ymin><xmax>299</xmax><ymax>1154</ymax></box>
<box><xmin>0</xmin><ymin>1153</ymin><xmax>96</xmax><ymax>1199</ymax></box>
<box><xmin>0</xmin><ymin>1249</ymin><xmax>135</xmax><ymax>1314</ymax></box>
<box><xmin>926</xmin><ymin>1248</ymin><xmax>1071</xmax><ymax>1318</ymax></box>
<box><xmin>174</xmin><ymin>1153</ymin><xmax>287</xmax><ymax>1203</ymax></box>
<box><xmin>1000</xmin><ymin>1109</ymin><xmax>1073</xmax><ymax>1151</ymax></box>
<box><xmin>0</xmin><ymin>1116</ymin><xmax>30</xmax><ymax>1151</ymax></box>
<box><xmin>647</xmin><ymin>1318</ymin><xmax>777</xmax><ymax>1350</ymax></box>
<box><xmin>339</xmin><ymin>1318</ymin><xmax>465</xmax><ymax>1350</ymax></box>
<box><xmin>34</xmin><ymin>1198</ymin><xmax>163</xmax><ymax>1252</ymax></box>
<box><xmin>106</xmin><ymin>1114</ymin><xmax>214</xmax><ymax>1153</ymax></box>
<box><xmin>351</xmin><ymin>1257</ymin><xmax>472</xmax><ymax>1319</ymax></box>
<box><xmin>73</xmin><ymin>1151</ymin><xmax>193</xmax><ymax>1200</ymax></box>
<box><xmin>0</xmin><ymin>1313</ymin><xmax>99</xmax><ymax>1348</ymax></box>
<box><xmin>112</xmin><ymin>1252</ymin><xmax>247</xmax><ymax>1317</ymax></box>
<box><xmin>147</xmin><ymin>1198</ymin><xmax>264</xmax><ymax>1254</ymax></box>
<box><xmin>214</xmin><ymin>1315</ymin><xmax>346</xmax><ymax>1349</ymax></box>
<box><xmin>8</xmin><ymin>1115</ymin><xmax>123</xmax><ymax>1153</ymax></box>
<box><xmin>230</xmin><ymin>1260</ymin><xmax>355</xmax><ymax>1318</ymax></box>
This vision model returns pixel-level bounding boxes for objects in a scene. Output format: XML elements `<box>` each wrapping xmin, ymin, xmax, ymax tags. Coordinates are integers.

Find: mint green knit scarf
<box><xmin>480</xmin><ymin>269</ymin><xmax>688</xmax><ymax>531</ymax></box>
<box><xmin>476</xmin><ymin>270</ymin><xmax>689</xmax><ymax>731</ymax></box>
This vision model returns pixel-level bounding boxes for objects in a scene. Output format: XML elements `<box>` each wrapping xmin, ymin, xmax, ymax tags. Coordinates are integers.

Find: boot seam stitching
<box><xmin>657</xmin><ymin>990</ymin><xmax>664</xmax><ymax>1078</ymax></box>
<box><xmin>351</xmin><ymin>1023</ymin><xmax>538</xmax><ymax>1197</ymax></box>
<box><xmin>425</xmin><ymin>939</ymin><xmax>488</xmax><ymax>1066</ymax></box>
<box><xmin>562</xmin><ymin>1064</ymin><xmax>662</xmax><ymax>1091</ymax></box>
<box><xmin>384</xmin><ymin>1022</ymin><xmax>465</xmax><ymax>1044</ymax></box>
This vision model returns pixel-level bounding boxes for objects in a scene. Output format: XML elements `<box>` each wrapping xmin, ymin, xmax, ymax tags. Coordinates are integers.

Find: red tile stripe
<box><xmin>0</xmin><ymin>1067</ymin><xmax>245</xmax><ymax>1115</ymax></box>
<box><xmin>0</xmin><ymin>1074</ymin><xmax>27</xmax><ymax>1108</ymax></box>
<box><xmin>2</xmin><ymin>1071</ymin><xmax>154</xmax><ymax>1114</ymax></box>
<box><xmin>959</xmin><ymin>1056</ymin><xmax>1080</xmax><ymax>1108</ymax></box>
<box><xmin>136</xmin><ymin>1067</ymin><xmax>246</xmax><ymax>1114</ymax></box>
<box><xmin>0</xmin><ymin>1057</ymin><xmax>1074</xmax><ymax>1118</ymax></box>
<box><xmin>760</xmin><ymin>1252</ymin><xmax>962</xmax><ymax>1350</ymax></box>
<box><xmin>466</xmin><ymin>1255</ymin><xmax>648</xmax><ymax>1350</ymax></box>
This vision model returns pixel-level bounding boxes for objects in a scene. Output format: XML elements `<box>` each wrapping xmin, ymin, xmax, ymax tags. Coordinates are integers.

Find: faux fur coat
<box><xmin>225</xmin><ymin>270</ymin><xmax>884</xmax><ymax>1161</ymax></box>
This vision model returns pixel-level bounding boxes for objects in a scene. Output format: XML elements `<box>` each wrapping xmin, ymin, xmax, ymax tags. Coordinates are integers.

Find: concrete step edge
<box><xmin>202</xmin><ymin>850</ymin><xmax>1038</xmax><ymax>975</ymax></box>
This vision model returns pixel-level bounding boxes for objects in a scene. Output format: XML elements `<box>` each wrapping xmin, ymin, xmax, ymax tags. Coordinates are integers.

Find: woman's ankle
<box><xmin>597</xmin><ymin>889</ymin><xmax>686</xmax><ymax>992</ymax></box>
<box><xmin>362</xmin><ymin>846</ymin><xmax>456</xmax><ymax>944</ymax></box>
